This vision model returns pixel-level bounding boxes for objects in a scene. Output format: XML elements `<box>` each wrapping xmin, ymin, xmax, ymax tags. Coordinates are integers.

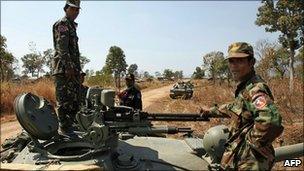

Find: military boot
<box><xmin>59</xmin><ymin>126</ymin><xmax>79</xmax><ymax>139</ymax></box>
<box><xmin>58</xmin><ymin>118</ymin><xmax>79</xmax><ymax>139</ymax></box>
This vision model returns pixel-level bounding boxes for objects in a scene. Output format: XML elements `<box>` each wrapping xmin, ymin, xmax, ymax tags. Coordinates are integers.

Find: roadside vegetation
<box><xmin>0</xmin><ymin>78</ymin><xmax>175</xmax><ymax>119</ymax></box>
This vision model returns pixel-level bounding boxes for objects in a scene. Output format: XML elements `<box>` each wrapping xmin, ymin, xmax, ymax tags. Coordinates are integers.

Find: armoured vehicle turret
<box><xmin>170</xmin><ymin>81</ymin><xmax>194</xmax><ymax>99</ymax></box>
<box><xmin>1</xmin><ymin>87</ymin><xmax>303</xmax><ymax>170</ymax></box>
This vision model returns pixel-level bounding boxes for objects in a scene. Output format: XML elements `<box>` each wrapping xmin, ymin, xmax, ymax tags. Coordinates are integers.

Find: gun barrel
<box><xmin>274</xmin><ymin>143</ymin><xmax>304</xmax><ymax>162</ymax></box>
<box><xmin>146</xmin><ymin>113</ymin><xmax>210</xmax><ymax>121</ymax></box>
<box><xmin>128</xmin><ymin>126</ymin><xmax>192</xmax><ymax>134</ymax></box>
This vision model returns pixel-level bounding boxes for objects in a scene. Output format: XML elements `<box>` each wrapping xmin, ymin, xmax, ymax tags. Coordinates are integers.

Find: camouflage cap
<box><xmin>66</xmin><ymin>0</ymin><xmax>81</xmax><ymax>8</ymax></box>
<box><xmin>227</xmin><ymin>42</ymin><xmax>254</xmax><ymax>59</ymax></box>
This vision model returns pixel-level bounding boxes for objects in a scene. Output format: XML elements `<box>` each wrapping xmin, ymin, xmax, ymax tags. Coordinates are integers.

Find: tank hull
<box><xmin>5</xmin><ymin>137</ymin><xmax>209</xmax><ymax>170</ymax></box>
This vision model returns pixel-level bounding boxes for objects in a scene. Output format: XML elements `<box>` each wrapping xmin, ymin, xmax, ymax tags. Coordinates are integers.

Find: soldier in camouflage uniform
<box><xmin>118</xmin><ymin>74</ymin><xmax>143</xmax><ymax>110</ymax></box>
<box><xmin>52</xmin><ymin>0</ymin><xmax>82</xmax><ymax>136</ymax></box>
<box><xmin>201</xmin><ymin>42</ymin><xmax>283</xmax><ymax>170</ymax></box>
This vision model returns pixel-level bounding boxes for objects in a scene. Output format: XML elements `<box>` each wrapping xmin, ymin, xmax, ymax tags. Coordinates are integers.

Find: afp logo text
<box><xmin>283</xmin><ymin>159</ymin><xmax>302</xmax><ymax>167</ymax></box>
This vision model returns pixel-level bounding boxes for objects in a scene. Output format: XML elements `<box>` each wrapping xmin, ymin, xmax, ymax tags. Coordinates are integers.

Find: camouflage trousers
<box><xmin>79</xmin><ymin>85</ymin><xmax>88</xmax><ymax>106</ymax></box>
<box><xmin>221</xmin><ymin>139</ymin><xmax>275</xmax><ymax>171</ymax></box>
<box><xmin>54</xmin><ymin>74</ymin><xmax>80</xmax><ymax>130</ymax></box>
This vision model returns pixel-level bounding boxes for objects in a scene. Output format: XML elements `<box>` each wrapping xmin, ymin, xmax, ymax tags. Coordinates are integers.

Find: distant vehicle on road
<box><xmin>169</xmin><ymin>81</ymin><xmax>193</xmax><ymax>99</ymax></box>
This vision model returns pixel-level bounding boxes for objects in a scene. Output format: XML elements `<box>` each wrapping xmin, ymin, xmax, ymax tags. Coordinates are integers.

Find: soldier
<box><xmin>52</xmin><ymin>0</ymin><xmax>82</xmax><ymax>136</ymax></box>
<box><xmin>118</xmin><ymin>73</ymin><xmax>143</xmax><ymax>110</ymax></box>
<box><xmin>201</xmin><ymin>42</ymin><xmax>283</xmax><ymax>170</ymax></box>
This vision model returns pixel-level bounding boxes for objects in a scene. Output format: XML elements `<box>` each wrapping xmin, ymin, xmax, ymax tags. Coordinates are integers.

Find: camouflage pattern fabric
<box><xmin>52</xmin><ymin>16</ymin><xmax>81</xmax><ymax>75</ymax></box>
<box><xmin>52</xmin><ymin>16</ymin><xmax>81</xmax><ymax>130</ymax></box>
<box><xmin>118</xmin><ymin>86</ymin><xmax>142</xmax><ymax>110</ymax></box>
<box><xmin>79</xmin><ymin>84</ymin><xmax>88</xmax><ymax>106</ymax></box>
<box><xmin>227</xmin><ymin>42</ymin><xmax>254</xmax><ymax>59</ymax></box>
<box><xmin>210</xmin><ymin>71</ymin><xmax>283</xmax><ymax>170</ymax></box>
<box><xmin>54</xmin><ymin>75</ymin><xmax>80</xmax><ymax>130</ymax></box>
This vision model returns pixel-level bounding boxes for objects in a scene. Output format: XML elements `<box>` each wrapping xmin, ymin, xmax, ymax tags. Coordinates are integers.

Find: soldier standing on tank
<box><xmin>52</xmin><ymin>0</ymin><xmax>82</xmax><ymax>136</ymax></box>
<box><xmin>117</xmin><ymin>74</ymin><xmax>143</xmax><ymax>110</ymax></box>
<box><xmin>200</xmin><ymin>42</ymin><xmax>283</xmax><ymax>170</ymax></box>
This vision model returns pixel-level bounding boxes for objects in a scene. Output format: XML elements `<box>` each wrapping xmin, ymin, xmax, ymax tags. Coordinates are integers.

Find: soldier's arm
<box><xmin>117</xmin><ymin>90</ymin><xmax>128</xmax><ymax>105</ymax></box>
<box><xmin>247</xmin><ymin>83</ymin><xmax>283</xmax><ymax>147</ymax></box>
<box><xmin>54</xmin><ymin>22</ymin><xmax>75</xmax><ymax>71</ymax></box>
<box><xmin>206</xmin><ymin>103</ymin><xmax>232</xmax><ymax>118</ymax></box>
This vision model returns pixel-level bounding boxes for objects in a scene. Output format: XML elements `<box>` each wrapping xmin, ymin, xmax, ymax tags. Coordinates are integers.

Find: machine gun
<box><xmin>75</xmin><ymin>87</ymin><xmax>229</xmax><ymax>147</ymax></box>
<box><xmin>10</xmin><ymin>88</ymin><xmax>229</xmax><ymax>162</ymax></box>
<box><xmin>77</xmin><ymin>106</ymin><xmax>225</xmax><ymax>137</ymax></box>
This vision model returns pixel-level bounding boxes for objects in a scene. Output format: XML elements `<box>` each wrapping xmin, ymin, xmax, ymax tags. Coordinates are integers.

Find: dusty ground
<box><xmin>0</xmin><ymin>119</ymin><xmax>22</xmax><ymax>145</ymax></box>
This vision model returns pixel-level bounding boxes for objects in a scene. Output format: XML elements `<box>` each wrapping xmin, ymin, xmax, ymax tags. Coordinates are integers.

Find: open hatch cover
<box><xmin>14</xmin><ymin>93</ymin><xmax>58</xmax><ymax>140</ymax></box>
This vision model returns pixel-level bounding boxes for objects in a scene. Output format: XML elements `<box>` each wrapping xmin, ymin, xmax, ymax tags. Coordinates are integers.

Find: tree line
<box><xmin>86</xmin><ymin>46</ymin><xmax>185</xmax><ymax>90</ymax></box>
<box><xmin>191</xmin><ymin>0</ymin><xmax>303</xmax><ymax>92</ymax></box>
<box><xmin>0</xmin><ymin>36</ymin><xmax>90</xmax><ymax>81</ymax></box>
<box><xmin>1</xmin><ymin>36</ymin><xmax>184</xmax><ymax>88</ymax></box>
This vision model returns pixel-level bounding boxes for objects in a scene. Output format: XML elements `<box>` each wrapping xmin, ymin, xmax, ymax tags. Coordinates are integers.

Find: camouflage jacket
<box><xmin>118</xmin><ymin>86</ymin><xmax>142</xmax><ymax>110</ymax></box>
<box><xmin>80</xmin><ymin>84</ymin><xmax>89</xmax><ymax>106</ymax></box>
<box><xmin>210</xmin><ymin>71</ymin><xmax>283</xmax><ymax>169</ymax></box>
<box><xmin>52</xmin><ymin>16</ymin><xmax>81</xmax><ymax>75</ymax></box>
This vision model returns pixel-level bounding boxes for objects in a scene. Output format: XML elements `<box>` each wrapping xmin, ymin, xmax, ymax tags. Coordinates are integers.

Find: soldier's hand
<box><xmin>199</xmin><ymin>107</ymin><xmax>210</xmax><ymax>117</ymax></box>
<box><xmin>116</xmin><ymin>91</ymin><xmax>122</xmax><ymax>98</ymax></box>
<box><xmin>65</xmin><ymin>68</ymin><xmax>76</xmax><ymax>80</ymax></box>
<box><xmin>219</xmin><ymin>112</ymin><xmax>231</xmax><ymax>118</ymax></box>
<box><xmin>117</xmin><ymin>91</ymin><xmax>127</xmax><ymax>99</ymax></box>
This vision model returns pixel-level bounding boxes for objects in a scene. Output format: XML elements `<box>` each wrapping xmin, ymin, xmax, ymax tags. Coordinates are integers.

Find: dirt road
<box><xmin>0</xmin><ymin>84</ymin><xmax>173</xmax><ymax>143</ymax></box>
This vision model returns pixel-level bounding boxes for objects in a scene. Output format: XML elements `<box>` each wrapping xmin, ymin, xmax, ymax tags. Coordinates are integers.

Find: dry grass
<box><xmin>1</xmin><ymin>78</ymin><xmax>56</xmax><ymax>116</ymax></box>
<box><xmin>138</xmin><ymin>80</ymin><xmax>174</xmax><ymax>92</ymax></box>
<box><xmin>145</xmin><ymin>80</ymin><xmax>235</xmax><ymax>137</ymax></box>
<box><xmin>269</xmin><ymin>78</ymin><xmax>304</xmax><ymax>123</ymax></box>
<box><xmin>0</xmin><ymin>78</ymin><xmax>173</xmax><ymax>117</ymax></box>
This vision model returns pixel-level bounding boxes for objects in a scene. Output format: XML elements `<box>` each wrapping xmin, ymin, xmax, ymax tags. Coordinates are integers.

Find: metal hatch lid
<box><xmin>14</xmin><ymin>93</ymin><xmax>58</xmax><ymax>140</ymax></box>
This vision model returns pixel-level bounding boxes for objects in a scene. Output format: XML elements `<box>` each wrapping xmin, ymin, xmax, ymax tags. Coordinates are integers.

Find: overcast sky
<box><xmin>1</xmin><ymin>1</ymin><xmax>280</xmax><ymax>76</ymax></box>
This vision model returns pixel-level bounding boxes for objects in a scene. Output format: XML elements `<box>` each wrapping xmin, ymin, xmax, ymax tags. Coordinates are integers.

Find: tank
<box><xmin>170</xmin><ymin>81</ymin><xmax>194</xmax><ymax>99</ymax></box>
<box><xmin>1</xmin><ymin>87</ymin><xmax>303</xmax><ymax>170</ymax></box>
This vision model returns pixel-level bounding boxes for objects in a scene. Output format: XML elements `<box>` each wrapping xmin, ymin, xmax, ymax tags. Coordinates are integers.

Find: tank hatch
<box><xmin>14</xmin><ymin>93</ymin><xmax>58</xmax><ymax>140</ymax></box>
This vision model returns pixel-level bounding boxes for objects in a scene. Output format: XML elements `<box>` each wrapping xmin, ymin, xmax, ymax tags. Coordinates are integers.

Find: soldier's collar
<box><xmin>65</xmin><ymin>16</ymin><xmax>78</xmax><ymax>26</ymax></box>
